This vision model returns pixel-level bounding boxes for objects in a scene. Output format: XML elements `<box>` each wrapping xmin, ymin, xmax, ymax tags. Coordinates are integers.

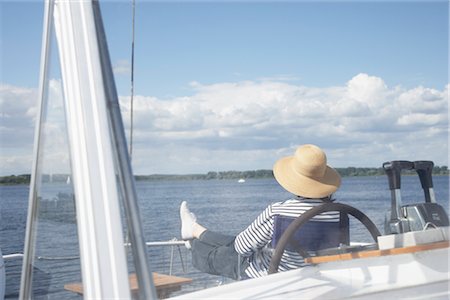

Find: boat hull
<box><xmin>172</xmin><ymin>246</ymin><xmax>450</xmax><ymax>299</ymax></box>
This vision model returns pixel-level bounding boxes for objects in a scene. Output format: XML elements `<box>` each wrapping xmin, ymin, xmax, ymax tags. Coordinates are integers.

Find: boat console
<box><xmin>383</xmin><ymin>160</ymin><xmax>449</xmax><ymax>234</ymax></box>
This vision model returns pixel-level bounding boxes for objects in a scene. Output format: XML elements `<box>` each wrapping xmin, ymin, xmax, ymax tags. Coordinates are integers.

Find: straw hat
<box><xmin>273</xmin><ymin>144</ymin><xmax>341</xmax><ymax>198</ymax></box>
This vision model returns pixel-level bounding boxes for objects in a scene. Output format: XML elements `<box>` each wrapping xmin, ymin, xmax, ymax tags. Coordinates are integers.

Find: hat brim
<box><xmin>273</xmin><ymin>156</ymin><xmax>341</xmax><ymax>198</ymax></box>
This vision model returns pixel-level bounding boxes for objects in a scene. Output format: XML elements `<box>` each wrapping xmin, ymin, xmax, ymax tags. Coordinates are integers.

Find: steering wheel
<box><xmin>268</xmin><ymin>202</ymin><xmax>381</xmax><ymax>274</ymax></box>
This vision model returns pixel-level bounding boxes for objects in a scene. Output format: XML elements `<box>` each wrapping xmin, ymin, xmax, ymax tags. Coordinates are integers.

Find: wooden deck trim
<box><xmin>304</xmin><ymin>240</ymin><xmax>450</xmax><ymax>264</ymax></box>
<box><xmin>64</xmin><ymin>272</ymin><xmax>192</xmax><ymax>298</ymax></box>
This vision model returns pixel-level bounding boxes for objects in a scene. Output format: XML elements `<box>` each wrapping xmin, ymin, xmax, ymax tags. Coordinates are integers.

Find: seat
<box><xmin>271</xmin><ymin>212</ymin><xmax>350</xmax><ymax>253</ymax></box>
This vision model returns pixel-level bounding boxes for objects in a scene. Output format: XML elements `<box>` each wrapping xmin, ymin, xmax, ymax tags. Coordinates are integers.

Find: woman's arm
<box><xmin>234</xmin><ymin>204</ymin><xmax>274</xmax><ymax>256</ymax></box>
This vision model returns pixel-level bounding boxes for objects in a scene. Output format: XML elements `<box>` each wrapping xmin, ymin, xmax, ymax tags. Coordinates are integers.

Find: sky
<box><xmin>0</xmin><ymin>0</ymin><xmax>448</xmax><ymax>176</ymax></box>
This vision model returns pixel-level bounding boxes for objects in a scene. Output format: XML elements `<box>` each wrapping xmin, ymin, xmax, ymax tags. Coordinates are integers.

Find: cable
<box><xmin>129</xmin><ymin>0</ymin><xmax>136</xmax><ymax>159</ymax></box>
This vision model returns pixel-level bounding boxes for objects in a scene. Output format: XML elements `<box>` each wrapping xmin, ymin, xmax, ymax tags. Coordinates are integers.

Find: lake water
<box><xmin>1</xmin><ymin>176</ymin><xmax>449</xmax><ymax>299</ymax></box>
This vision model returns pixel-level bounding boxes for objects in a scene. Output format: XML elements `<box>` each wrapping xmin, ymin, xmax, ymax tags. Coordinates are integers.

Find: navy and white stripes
<box><xmin>234</xmin><ymin>198</ymin><xmax>339</xmax><ymax>278</ymax></box>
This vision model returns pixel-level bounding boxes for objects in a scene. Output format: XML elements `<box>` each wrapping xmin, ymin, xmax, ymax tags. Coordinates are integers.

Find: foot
<box><xmin>180</xmin><ymin>201</ymin><xmax>197</xmax><ymax>240</ymax></box>
<box><xmin>184</xmin><ymin>240</ymin><xmax>192</xmax><ymax>250</ymax></box>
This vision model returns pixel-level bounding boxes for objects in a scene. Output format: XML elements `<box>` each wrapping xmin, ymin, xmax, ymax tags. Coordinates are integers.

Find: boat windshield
<box><xmin>19</xmin><ymin>1</ymin><xmax>154</xmax><ymax>299</ymax></box>
<box><xmin>16</xmin><ymin>2</ymin><xmax>83</xmax><ymax>298</ymax></box>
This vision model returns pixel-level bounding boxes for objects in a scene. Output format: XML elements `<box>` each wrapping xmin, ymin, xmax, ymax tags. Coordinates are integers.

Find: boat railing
<box><xmin>4</xmin><ymin>239</ymin><xmax>188</xmax><ymax>274</ymax></box>
<box><xmin>128</xmin><ymin>239</ymin><xmax>189</xmax><ymax>275</ymax></box>
<box><xmin>2</xmin><ymin>253</ymin><xmax>24</xmax><ymax>261</ymax></box>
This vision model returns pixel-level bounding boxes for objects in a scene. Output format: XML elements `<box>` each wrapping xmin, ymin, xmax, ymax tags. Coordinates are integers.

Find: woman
<box><xmin>180</xmin><ymin>144</ymin><xmax>341</xmax><ymax>279</ymax></box>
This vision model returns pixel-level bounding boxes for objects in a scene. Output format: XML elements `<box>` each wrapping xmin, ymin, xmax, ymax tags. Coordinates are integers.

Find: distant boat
<box><xmin>238</xmin><ymin>178</ymin><xmax>245</xmax><ymax>183</ymax></box>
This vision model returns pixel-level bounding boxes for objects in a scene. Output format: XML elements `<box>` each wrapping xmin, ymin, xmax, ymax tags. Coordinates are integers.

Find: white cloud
<box><xmin>1</xmin><ymin>73</ymin><xmax>448</xmax><ymax>175</ymax></box>
<box><xmin>346</xmin><ymin>73</ymin><xmax>388</xmax><ymax>107</ymax></box>
<box><xmin>397</xmin><ymin>86</ymin><xmax>447</xmax><ymax>114</ymax></box>
<box><xmin>1</xmin><ymin>81</ymin><xmax>71</xmax><ymax>175</ymax></box>
<box><xmin>0</xmin><ymin>84</ymin><xmax>37</xmax><ymax>150</ymax></box>
<box><xmin>1</xmin><ymin>84</ymin><xmax>37</xmax><ymax>174</ymax></box>
<box><xmin>397</xmin><ymin>113</ymin><xmax>444</xmax><ymax>126</ymax></box>
<box><xmin>120</xmin><ymin>73</ymin><xmax>448</xmax><ymax>173</ymax></box>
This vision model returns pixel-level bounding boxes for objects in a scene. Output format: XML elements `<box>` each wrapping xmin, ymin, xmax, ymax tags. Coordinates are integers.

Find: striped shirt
<box><xmin>234</xmin><ymin>198</ymin><xmax>340</xmax><ymax>278</ymax></box>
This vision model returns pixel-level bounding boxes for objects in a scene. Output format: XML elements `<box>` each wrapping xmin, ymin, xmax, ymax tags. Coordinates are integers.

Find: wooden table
<box><xmin>64</xmin><ymin>272</ymin><xmax>192</xmax><ymax>299</ymax></box>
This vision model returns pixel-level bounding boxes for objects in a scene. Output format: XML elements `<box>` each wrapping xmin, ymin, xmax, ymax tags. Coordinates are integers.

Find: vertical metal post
<box><xmin>92</xmin><ymin>2</ymin><xmax>156</xmax><ymax>299</ymax></box>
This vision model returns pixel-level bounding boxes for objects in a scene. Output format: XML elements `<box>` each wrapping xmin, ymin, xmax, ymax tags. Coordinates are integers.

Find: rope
<box><xmin>129</xmin><ymin>0</ymin><xmax>136</xmax><ymax>158</ymax></box>
<box><xmin>124</xmin><ymin>0</ymin><xmax>136</xmax><ymax>254</ymax></box>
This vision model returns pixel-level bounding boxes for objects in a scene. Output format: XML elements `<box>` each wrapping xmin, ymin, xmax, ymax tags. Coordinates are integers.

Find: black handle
<box><xmin>414</xmin><ymin>160</ymin><xmax>434</xmax><ymax>203</ymax></box>
<box><xmin>383</xmin><ymin>161</ymin><xmax>414</xmax><ymax>190</ymax></box>
<box><xmin>414</xmin><ymin>161</ymin><xmax>434</xmax><ymax>189</ymax></box>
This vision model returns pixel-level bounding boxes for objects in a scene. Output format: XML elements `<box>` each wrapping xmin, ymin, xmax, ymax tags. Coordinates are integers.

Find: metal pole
<box><xmin>92</xmin><ymin>2</ymin><xmax>156</xmax><ymax>299</ymax></box>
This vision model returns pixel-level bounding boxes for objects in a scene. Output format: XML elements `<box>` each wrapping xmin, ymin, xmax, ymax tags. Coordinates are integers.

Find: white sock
<box><xmin>184</xmin><ymin>240</ymin><xmax>192</xmax><ymax>250</ymax></box>
<box><xmin>180</xmin><ymin>201</ymin><xmax>197</xmax><ymax>240</ymax></box>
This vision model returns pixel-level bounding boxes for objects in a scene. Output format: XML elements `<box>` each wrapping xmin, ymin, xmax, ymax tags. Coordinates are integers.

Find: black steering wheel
<box><xmin>268</xmin><ymin>202</ymin><xmax>381</xmax><ymax>274</ymax></box>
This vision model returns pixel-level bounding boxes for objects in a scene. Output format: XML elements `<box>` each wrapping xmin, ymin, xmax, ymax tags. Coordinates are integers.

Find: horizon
<box><xmin>2</xmin><ymin>164</ymin><xmax>449</xmax><ymax>178</ymax></box>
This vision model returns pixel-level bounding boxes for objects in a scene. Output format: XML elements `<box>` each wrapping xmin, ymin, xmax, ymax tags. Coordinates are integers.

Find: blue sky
<box><xmin>4</xmin><ymin>2</ymin><xmax>445</xmax><ymax>95</ymax></box>
<box><xmin>105</xmin><ymin>2</ymin><xmax>448</xmax><ymax>97</ymax></box>
<box><xmin>1</xmin><ymin>1</ymin><xmax>448</xmax><ymax>175</ymax></box>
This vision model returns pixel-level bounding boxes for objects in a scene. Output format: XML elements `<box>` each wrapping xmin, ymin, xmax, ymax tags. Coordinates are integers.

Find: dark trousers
<box><xmin>191</xmin><ymin>230</ymin><xmax>249</xmax><ymax>280</ymax></box>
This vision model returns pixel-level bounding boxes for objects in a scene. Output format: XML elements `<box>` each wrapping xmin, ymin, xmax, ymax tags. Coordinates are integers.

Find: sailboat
<box><xmin>5</xmin><ymin>0</ymin><xmax>449</xmax><ymax>299</ymax></box>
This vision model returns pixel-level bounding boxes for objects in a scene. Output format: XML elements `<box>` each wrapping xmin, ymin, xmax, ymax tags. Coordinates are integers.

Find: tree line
<box><xmin>1</xmin><ymin>166</ymin><xmax>448</xmax><ymax>185</ymax></box>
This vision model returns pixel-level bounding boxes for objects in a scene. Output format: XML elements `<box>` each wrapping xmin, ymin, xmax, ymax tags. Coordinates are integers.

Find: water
<box><xmin>1</xmin><ymin>176</ymin><xmax>449</xmax><ymax>299</ymax></box>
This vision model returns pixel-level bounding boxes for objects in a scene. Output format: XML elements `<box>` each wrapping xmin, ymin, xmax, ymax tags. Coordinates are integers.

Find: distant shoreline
<box><xmin>1</xmin><ymin>166</ymin><xmax>448</xmax><ymax>185</ymax></box>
